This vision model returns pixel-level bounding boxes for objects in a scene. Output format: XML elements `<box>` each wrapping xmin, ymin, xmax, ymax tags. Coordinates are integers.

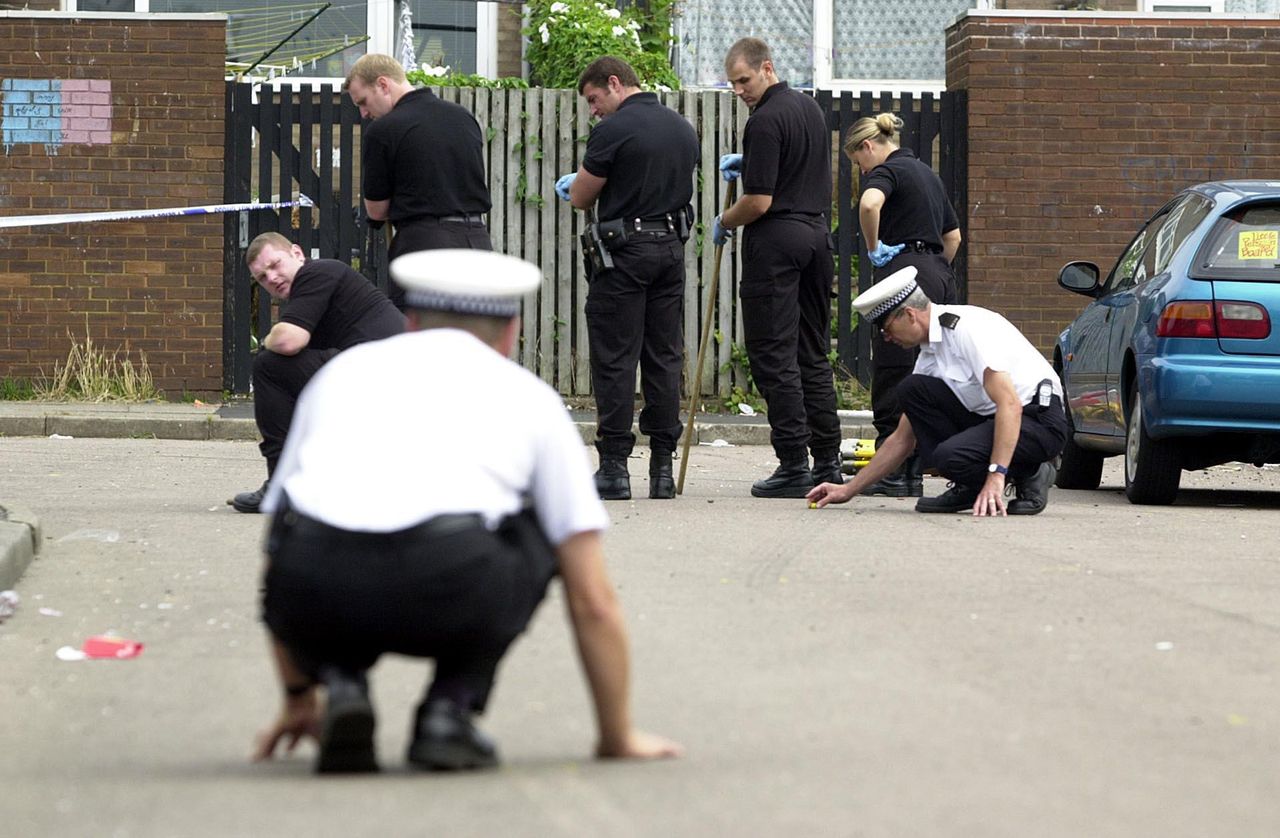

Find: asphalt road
<box><xmin>2</xmin><ymin>437</ymin><xmax>1279</xmax><ymax>837</ymax></box>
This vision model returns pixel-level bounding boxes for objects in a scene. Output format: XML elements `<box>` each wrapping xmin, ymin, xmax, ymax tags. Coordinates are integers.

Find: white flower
<box><xmin>604</xmin><ymin>7</ymin><xmax>621</xmax><ymax>18</ymax></box>
<box><xmin>550</xmin><ymin>1</ymin><xmax>567</xmax><ymax>11</ymax></box>
<box><xmin>631</xmin><ymin>32</ymin><xmax>641</xmax><ymax>48</ymax></box>
<box><xmin>539</xmin><ymin>22</ymin><xmax>550</xmax><ymax>43</ymax></box>
<box><xmin>612</xmin><ymin>24</ymin><xmax>627</xmax><ymax>37</ymax></box>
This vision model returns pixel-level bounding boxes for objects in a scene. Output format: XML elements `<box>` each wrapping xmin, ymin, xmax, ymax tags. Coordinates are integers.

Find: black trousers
<box><xmin>253</xmin><ymin>347</ymin><xmax>340</xmax><ymax>475</ymax></box>
<box><xmin>740</xmin><ymin>216</ymin><xmax>841</xmax><ymax>459</ymax></box>
<box><xmin>262</xmin><ymin>506</ymin><xmax>557</xmax><ymax>713</ymax></box>
<box><xmin>388</xmin><ymin>218</ymin><xmax>493</xmax><ymax>311</ymax></box>
<box><xmin>870</xmin><ymin>250</ymin><xmax>959</xmax><ymax>446</ymax></box>
<box><xmin>585</xmin><ymin>233</ymin><xmax>685</xmax><ymax>457</ymax></box>
<box><xmin>898</xmin><ymin>373</ymin><xmax>1068</xmax><ymax>488</ymax></box>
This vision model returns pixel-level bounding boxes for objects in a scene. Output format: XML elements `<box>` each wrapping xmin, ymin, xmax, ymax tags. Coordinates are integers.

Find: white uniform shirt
<box><xmin>261</xmin><ymin>328</ymin><xmax>607</xmax><ymax>544</ymax></box>
<box><xmin>913</xmin><ymin>304</ymin><xmax>1062</xmax><ymax>416</ymax></box>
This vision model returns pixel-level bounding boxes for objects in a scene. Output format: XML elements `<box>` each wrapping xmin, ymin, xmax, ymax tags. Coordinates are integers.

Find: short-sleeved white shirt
<box><xmin>261</xmin><ymin>328</ymin><xmax>607</xmax><ymax>545</ymax></box>
<box><xmin>913</xmin><ymin>304</ymin><xmax>1062</xmax><ymax>416</ymax></box>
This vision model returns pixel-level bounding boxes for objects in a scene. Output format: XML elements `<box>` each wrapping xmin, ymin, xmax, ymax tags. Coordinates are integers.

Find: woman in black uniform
<box><xmin>845</xmin><ymin>113</ymin><xmax>962</xmax><ymax>497</ymax></box>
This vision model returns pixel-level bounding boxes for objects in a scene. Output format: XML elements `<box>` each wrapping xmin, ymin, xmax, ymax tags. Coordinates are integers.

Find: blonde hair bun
<box><xmin>876</xmin><ymin>113</ymin><xmax>904</xmax><ymax>136</ymax></box>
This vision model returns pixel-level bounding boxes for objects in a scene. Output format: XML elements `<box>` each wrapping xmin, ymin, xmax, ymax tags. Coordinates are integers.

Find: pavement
<box><xmin>2</xmin><ymin>435</ymin><xmax>1280</xmax><ymax>836</ymax></box>
<box><xmin>0</xmin><ymin>399</ymin><xmax>874</xmax><ymax>593</ymax></box>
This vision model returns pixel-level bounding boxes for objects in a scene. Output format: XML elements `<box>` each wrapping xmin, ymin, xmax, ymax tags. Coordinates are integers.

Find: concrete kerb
<box><xmin>0</xmin><ymin>502</ymin><xmax>42</xmax><ymax>591</ymax></box>
<box><xmin>0</xmin><ymin>402</ymin><xmax>876</xmax><ymax>447</ymax></box>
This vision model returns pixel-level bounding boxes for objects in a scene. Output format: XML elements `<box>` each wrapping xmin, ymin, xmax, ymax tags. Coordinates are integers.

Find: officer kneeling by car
<box><xmin>808</xmin><ymin>267</ymin><xmax>1069</xmax><ymax>516</ymax></box>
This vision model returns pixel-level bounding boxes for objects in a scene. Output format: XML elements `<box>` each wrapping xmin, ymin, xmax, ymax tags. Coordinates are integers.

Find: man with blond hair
<box><xmin>343</xmin><ymin>53</ymin><xmax>492</xmax><ymax>311</ymax></box>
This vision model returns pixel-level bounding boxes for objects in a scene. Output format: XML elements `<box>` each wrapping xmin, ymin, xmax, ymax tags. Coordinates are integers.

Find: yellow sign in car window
<box><xmin>1238</xmin><ymin>230</ymin><xmax>1279</xmax><ymax>260</ymax></box>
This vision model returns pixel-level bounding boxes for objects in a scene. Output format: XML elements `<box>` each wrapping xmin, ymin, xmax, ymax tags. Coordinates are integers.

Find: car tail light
<box><xmin>1216</xmin><ymin>301</ymin><xmax>1270</xmax><ymax>339</ymax></box>
<box><xmin>1157</xmin><ymin>302</ymin><xmax>1216</xmax><ymax>337</ymax></box>
<box><xmin>1155</xmin><ymin>300</ymin><xmax>1272</xmax><ymax>339</ymax></box>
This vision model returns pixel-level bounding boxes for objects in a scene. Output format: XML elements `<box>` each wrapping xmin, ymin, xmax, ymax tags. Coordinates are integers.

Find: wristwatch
<box><xmin>988</xmin><ymin>463</ymin><xmax>1008</xmax><ymax>476</ymax></box>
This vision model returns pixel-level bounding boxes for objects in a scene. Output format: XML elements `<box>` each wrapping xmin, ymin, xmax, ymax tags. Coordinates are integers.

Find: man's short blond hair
<box><xmin>246</xmin><ymin>231</ymin><xmax>293</xmax><ymax>266</ymax></box>
<box><xmin>344</xmin><ymin>53</ymin><xmax>407</xmax><ymax>90</ymax></box>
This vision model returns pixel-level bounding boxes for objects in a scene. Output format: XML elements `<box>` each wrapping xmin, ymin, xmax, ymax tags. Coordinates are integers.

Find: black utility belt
<box><xmin>901</xmin><ymin>240</ymin><xmax>943</xmax><ymax>254</ymax></box>
<box><xmin>401</xmin><ymin>213</ymin><xmax>486</xmax><ymax>225</ymax></box>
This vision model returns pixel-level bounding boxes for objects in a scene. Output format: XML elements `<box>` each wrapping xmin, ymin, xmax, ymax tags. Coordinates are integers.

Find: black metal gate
<box><xmin>222</xmin><ymin>81</ymin><xmax>387</xmax><ymax>394</ymax></box>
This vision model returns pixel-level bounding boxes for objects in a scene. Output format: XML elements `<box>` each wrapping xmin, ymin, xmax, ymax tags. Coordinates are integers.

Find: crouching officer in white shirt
<box><xmin>808</xmin><ymin>266</ymin><xmax>1068</xmax><ymax>516</ymax></box>
<box><xmin>251</xmin><ymin>249</ymin><xmax>683</xmax><ymax>773</ymax></box>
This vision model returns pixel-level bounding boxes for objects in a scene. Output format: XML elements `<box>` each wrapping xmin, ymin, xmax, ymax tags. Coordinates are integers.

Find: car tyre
<box><xmin>1055</xmin><ymin>404</ymin><xmax>1105</xmax><ymax>490</ymax></box>
<box><xmin>1124</xmin><ymin>384</ymin><xmax>1181</xmax><ymax>505</ymax></box>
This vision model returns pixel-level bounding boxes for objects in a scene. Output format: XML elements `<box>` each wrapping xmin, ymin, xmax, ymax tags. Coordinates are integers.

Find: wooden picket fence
<box><xmin>223</xmin><ymin>83</ymin><xmax>967</xmax><ymax>398</ymax></box>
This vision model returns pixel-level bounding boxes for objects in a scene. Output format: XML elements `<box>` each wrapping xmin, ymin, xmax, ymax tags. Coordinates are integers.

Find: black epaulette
<box><xmin>939</xmin><ymin>312</ymin><xmax>960</xmax><ymax>330</ymax></box>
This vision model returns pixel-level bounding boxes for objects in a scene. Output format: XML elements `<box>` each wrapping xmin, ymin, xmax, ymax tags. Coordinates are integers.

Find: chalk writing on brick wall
<box><xmin>2</xmin><ymin>79</ymin><xmax>112</xmax><ymax>155</ymax></box>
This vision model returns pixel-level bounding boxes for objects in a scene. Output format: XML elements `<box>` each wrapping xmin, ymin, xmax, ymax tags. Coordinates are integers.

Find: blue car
<box><xmin>1055</xmin><ymin>180</ymin><xmax>1280</xmax><ymax>504</ymax></box>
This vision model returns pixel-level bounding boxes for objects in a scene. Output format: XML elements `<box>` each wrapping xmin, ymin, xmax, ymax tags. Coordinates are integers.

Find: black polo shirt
<box><xmin>741</xmin><ymin>82</ymin><xmax>830</xmax><ymax>218</ymax></box>
<box><xmin>280</xmin><ymin>260</ymin><xmax>405</xmax><ymax>350</ymax></box>
<box><xmin>581</xmin><ymin>92</ymin><xmax>698</xmax><ymax>221</ymax></box>
<box><xmin>861</xmin><ymin>147</ymin><xmax>959</xmax><ymax>248</ymax></box>
<box><xmin>361</xmin><ymin>88</ymin><xmax>491</xmax><ymax>222</ymax></box>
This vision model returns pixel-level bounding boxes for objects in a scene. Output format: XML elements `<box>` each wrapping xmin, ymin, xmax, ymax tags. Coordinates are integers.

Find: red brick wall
<box><xmin>946</xmin><ymin>13</ymin><xmax>1280</xmax><ymax>354</ymax></box>
<box><xmin>0</xmin><ymin>12</ymin><xmax>225</xmax><ymax>396</ymax></box>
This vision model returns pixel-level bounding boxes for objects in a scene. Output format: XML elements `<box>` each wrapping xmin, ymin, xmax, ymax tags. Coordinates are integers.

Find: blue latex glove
<box><xmin>712</xmin><ymin>215</ymin><xmax>733</xmax><ymax>246</ymax></box>
<box><xmin>868</xmin><ymin>240</ymin><xmax>905</xmax><ymax>268</ymax></box>
<box><xmin>555</xmin><ymin>172</ymin><xmax>576</xmax><ymax>202</ymax></box>
<box><xmin>718</xmin><ymin>153</ymin><xmax>743</xmax><ymax>182</ymax></box>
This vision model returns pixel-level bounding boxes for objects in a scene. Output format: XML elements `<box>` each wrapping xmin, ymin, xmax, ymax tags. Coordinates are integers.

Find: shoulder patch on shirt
<box><xmin>939</xmin><ymin>312</ymin><xmax>961</xmax><ymax>330</ymax></box>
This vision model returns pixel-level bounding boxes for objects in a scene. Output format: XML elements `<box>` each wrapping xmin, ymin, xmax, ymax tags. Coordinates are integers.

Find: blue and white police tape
<box><xmin>0</xmin><ymin>194</ymin><xmax>315</xmax><ymax>229</ymax></box>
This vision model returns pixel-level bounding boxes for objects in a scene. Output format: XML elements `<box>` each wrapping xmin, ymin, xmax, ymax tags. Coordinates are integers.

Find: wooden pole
<box><xmin>677</xmin><ymin>181</ymin><xmax>737</xmax><ymax>495</ymax></box>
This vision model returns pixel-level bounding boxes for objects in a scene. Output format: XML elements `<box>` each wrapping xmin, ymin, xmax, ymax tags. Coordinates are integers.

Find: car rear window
<box><xmin>1195</xmin><ymin>202</ymin><xmax>1280</xmax><ymax>281</ymax></box>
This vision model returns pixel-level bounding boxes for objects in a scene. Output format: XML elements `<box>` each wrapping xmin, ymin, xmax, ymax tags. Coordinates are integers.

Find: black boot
<box><xmin>229</xmin><ymin>479</ymin><xmax>269</xmax><ymax>514</ymax></box>
<box><xmin>864</xmin><ymin>456</ymin><xmax>923</xmax><ymax>498</ymax></box>
<box><xmin>810</xmin><ymin>449</ymin><xmax>844</xmax><ymax>486</ymax></box>
<box><xmin>315</xmin><ymin>667</ymin><xmax>378</xmax><ymax>774</ymax></box>
<box><xmin>915</xmin><ymin>482</ymin><xmax>980</xmax><ymax>513</ymax></box>
<box><xmin>649</xmin><ymin>452</ymin><xmax>675</xmax><ymax>499</ymax></box>
<box><xmin>906</xmin><ymin>456</ymin><xmax>924</xmax><ymax>496</ymax></box>
<box><xmin>594</xmin><ymin>455</ymin><xmax>631</xmax><ymax>501</ymax></box>
<box><xmin>1008</xmin><ymin>460</ymin><xmax>1057</xmax><ymax>515</ymax></box>
<box><xmin>406</xmin><ymin>697</ymin><xmax>499</xmax><ymax>771</ymax></box>
<box><xmin>751</xmin><ymin>454</ymin><xmax>814</xmax><ymax>499</ymax></box>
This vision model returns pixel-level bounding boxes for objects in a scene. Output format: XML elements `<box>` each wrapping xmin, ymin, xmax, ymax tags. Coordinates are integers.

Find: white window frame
<box><xmin>61</xmin><ymin>0</ymin><xmax>498</xmax><ymax>82</ymax></box>
<box><xmin>1142</xmin><ymin>0</ymin><xmax>1225</xmax><ymax>11</ymax></box>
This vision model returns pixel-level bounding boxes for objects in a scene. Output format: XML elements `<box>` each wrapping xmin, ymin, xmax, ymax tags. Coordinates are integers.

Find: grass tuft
<box><xmin>35</xmin><ymin>332</ymin><xmax>163</xmax><ymax>402</ymax></box>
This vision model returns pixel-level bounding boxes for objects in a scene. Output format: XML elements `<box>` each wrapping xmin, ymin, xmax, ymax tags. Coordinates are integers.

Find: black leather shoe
<box><xmin>649</xmin><ymin>453</ymin><xmax>675</xmax><ymax>499</ymax></box>
<box><xmin>810</xmin><ymin>452</ymin><xmax>844</xmax><ymax>486</ymax></box>
<box><xmin>407</xmin><ymin>698</ymin><xmax>499</xmax><ymax>771</ymax></box>
<box><xmin>594</xmin><ymin>456</ymin><xmax>631</xmax><ymax>501</ymax></box>
<box><xmin>315</xmin><ymin>668</ymin><xmax>377</xmax><ymax>774</ymax></box>
<box><xmin>230</xmin><ymin>480</ymin><xmax>269</xmax><ymax>514</ymax></box>
<box><xmin>1008</xmin><ymin>460</ymin><xmax>1057</xmax><ymax>515</ymax></box>
<box><xmin>915</xmin><ymin>482</ymin><xmax>980</xmax><ymax>513</ymax></box>
<box><xmin>751</xmin><ymin>457</ymin><xmax>814</xmax><ymax>498</ymax></box>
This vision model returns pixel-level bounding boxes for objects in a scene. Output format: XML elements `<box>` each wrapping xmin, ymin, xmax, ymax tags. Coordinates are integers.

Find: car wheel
<box><xmin>1124</xmin><ymin>383</ymin><xmax>1182</xmax><ymax>505</ymax></box>
<box><xmin>1055</xmin><ymin>403</ymin><xmax>1105</xmax><ymax>490</ymax></box>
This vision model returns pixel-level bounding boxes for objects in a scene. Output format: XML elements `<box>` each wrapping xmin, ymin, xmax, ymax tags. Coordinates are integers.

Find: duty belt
<box><xmin>902</xmin><ymin>240</ymin><xmax>943</xmax><ymax>254</ymax></box>
<box><xmin>402</xmin><ymin>213</ymin><xmax>487</xmax><ymax>225</ymax></box>
<box><xmin>616</xmin><ymin>214</ymin><xmax>678</xmax><ymax>234</ymax></box>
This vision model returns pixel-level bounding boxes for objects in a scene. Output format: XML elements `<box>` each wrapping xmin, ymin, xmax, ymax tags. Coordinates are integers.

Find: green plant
<box><xmin>523</xmin><ymin>0</ymin><xmax>679</xmax><ymax>90</ymax></box>
<box><xmin>0</xmin><ymin>378</ymin><xmax>36</xmax><ymax>400</ymax></box>
<box><xmin>35</xmin><ymin>332</ymin><xmax>162</xmax><ymax>402</ymax></box>
<box><xmin>715</xmin><ymin>331</ymin><xmax>765</xmax><ymax>412</ymax></box>
<box><xmin>405</xmin><ymin>69</ymin><xmax>529</xmax><ymax>89</ymax></box>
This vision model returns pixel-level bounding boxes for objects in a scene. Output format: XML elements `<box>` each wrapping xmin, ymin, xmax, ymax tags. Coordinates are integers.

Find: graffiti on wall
<box><xmin>2</xmin><ymin>79</ymin><xmax>112</xmax><ymax>155</ymax></box>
